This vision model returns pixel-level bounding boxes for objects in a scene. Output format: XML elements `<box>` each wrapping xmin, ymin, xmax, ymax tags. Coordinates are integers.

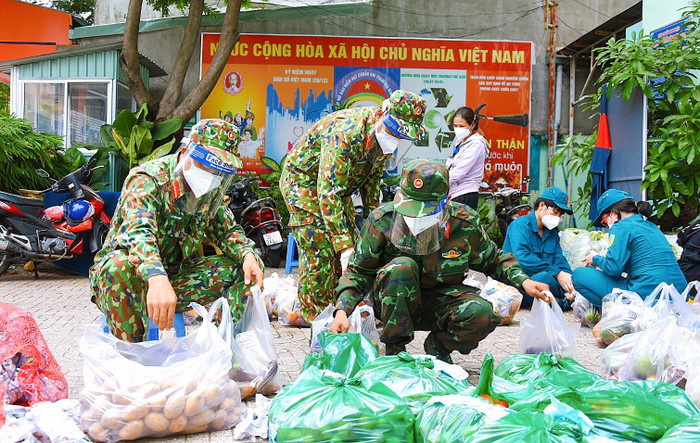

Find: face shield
<box><xmin>174</xmin><ymin>139</ymin><xmax>238</xmax><ymax>219</ymax></box>
<box><xmin>390</xmin><ymin>195</ymin><xmax>448</xmax><ymax>255</ymax></box>
<box><xmin>377</xmin><ymin>115</ymin><xmax>415</xmax><ymax>170</ymax></box>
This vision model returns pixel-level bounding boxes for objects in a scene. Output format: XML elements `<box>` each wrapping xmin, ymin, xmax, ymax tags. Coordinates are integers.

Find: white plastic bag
<box><xmin>559</xmin><ymin>228</ymin><xmax>609</xmax><ymax>270</ymax></box>
<box><xmin>571</xmin><ymin>291</ymin><xmax>600</xmax><ymax>327</ymax></box>
<box><xmin>198</xmin><ymin>290</ymin><xmax>282</xmax><ymax>400</ymax></box>
<box><xmin>520</xmin><ymin>297</ymin><xmax>576</xmax><ymax>358</ymax></box>
<box><xmin>275</xmin><ymin>277</ymin><xmax>310</xmax><ymax>327</ymax></box>
<box><xmin>592</xmin><ymin>290</ymin><xmax>645</xmax><ymax>346</ymax></box>
<box><xmin>479</xmin><ymin>277</ymin><xmax>523</xmax><ymax>326</ymax></box>
<box><xmin>685</xmin><ymin>355</ymin><xmax>700</xmax><ymax>407</ymax></box>
<box><xmin>310</xmin><ymin>304</ymin><xmax>336</xmax><ymax>353</ymax></box>
<box><xmin>79</xmin><ymin>305</ymin><xmax>242</xmax><ymax>442</ymax></box>
<box><xmin>639</xmin><ymin>282</ymin><xmax>700</xmax><ymax>332</ymax></box>
<box><xmin>261</xmin><ymin>273</ymin><xmax>298</xmax><ymax>319</ymax></box>
<box><xmin>348</xmin><ymin>303</ymin><xmax>383</xmax><ymax>352</ymax></box>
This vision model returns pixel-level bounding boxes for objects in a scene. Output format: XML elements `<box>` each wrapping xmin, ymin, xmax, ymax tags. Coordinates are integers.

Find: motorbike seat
<box><xmin>0</xmin><ymin>191</ymin><xmax>44</xmax><ymax>217</ymax></box>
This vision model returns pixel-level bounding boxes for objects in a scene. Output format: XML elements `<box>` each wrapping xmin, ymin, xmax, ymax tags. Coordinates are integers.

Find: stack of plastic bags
<box><xmin>462</xmin><ymin>274</ymin><xmax>523</xmax><ymax>326</ymax></box>
<box><xmin>559</xmin><ymin>228</ymin><xmax>609</xmax><ymax>270</ymax></box>
<box><xmin>262</xmin><ymin>273</ymin><xmax>309</xmax><ymax>327</ymax></box>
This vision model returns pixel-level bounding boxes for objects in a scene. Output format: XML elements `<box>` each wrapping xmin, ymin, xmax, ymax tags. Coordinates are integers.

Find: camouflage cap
<box><xmin>189</xmin><ymin>118</ymin><xmax>242</xmax><ymax>169</ymax></box>
<box><xmin>393</xmin><ymin>159</ymin><xmax>449</xmax><ymax>217</ymax></box>
<box><xmin>382</xmin><ymin>89</ymin><xmax>428</xmax><ymax>141</ymax></box>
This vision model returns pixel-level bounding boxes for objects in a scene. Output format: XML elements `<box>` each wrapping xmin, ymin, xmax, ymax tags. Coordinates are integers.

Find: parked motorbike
<box><xmin>227</xmin><ymin>177</ymin><xmax>284</xmax><ymax>268</ymax></box>
<box><xmin>0</xmin><ymin>160</ymin><xmax>111</xmax><ymax>277</ymax></box>
<box><xmin>353</xmin><ymin>179</ymin><xmax>400</xmax><ymax>233</ymax></box>
<box><xmin>482</xmin><ymin>177</ymin><xmax>532</xmax><ymax>239</ymax></box>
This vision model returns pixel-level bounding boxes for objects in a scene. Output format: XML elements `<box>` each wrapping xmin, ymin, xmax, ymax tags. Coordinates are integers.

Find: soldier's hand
<box><xmin>329</xmin><ymin>310</ymin><xmax>350</xmax><ymax>333</ymax></box>
<box><xmin>242</xmin><ymin>252</ymin><xmax>264</xmax><ymax>291</ymax></box>
<box><xmin>522</xmin><ymin>278</ymin><xmax>551</xmax><ymax>303</ymax></box>
<box><xmin>147</xmin><ymin>275</ymin><xmax>178</xmax><ymax>331</ymax></box>
<box><xmin>555</xmin><ymin>271</ymin><xmax>575</xmax><ymax>294</ymax></box>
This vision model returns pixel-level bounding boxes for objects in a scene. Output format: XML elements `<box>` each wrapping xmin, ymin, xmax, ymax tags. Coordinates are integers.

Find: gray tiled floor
<box><xmin>1</xmin><ymin>264</ymin><xmax>604</xmax><ymax>441</ymax></box>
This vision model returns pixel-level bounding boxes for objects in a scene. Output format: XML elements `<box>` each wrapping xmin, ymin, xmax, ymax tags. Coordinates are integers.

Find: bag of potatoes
<box><xmin>79</xmin><ymin>302</ymin><xmax>242</xmax><ymax>442</ymax></box>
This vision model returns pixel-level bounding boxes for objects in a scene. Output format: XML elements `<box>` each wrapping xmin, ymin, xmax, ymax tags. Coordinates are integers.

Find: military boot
<box><xmin>424</xmin><ymin>333</ymin><xmax>453</xmax><ymax>364</ymax></box>
<box><xmin>385</xmin><ymin>343</ymin><xmax>407</xmax><ymax>356</ymax></box>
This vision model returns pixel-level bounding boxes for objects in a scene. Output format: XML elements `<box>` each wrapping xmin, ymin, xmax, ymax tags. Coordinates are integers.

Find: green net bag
<box><xmin>269</xmin><ymin>366</ymin><xmax>415</xmax><ymax>443</ymax></box>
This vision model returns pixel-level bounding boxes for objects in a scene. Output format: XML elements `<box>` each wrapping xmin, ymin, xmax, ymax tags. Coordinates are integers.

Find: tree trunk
<box><xmin>119</xmin><ymin>0</ymin><xmax>157</xmax><ymax>114</ymax></box>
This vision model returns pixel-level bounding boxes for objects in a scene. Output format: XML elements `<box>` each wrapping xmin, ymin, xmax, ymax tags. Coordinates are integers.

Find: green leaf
<box><xmin>672</xmin><ymin>202</ymin><xmax>681</xmax><ymax>217</ymax></box>
<box><xmin>140</xmin><ymin>139</ymin><xmax>175</xmax><ymax>164</ymax></box>
<box><xmin>132</xmin><ymin>126</ymin><xmax>153</xmax><ymax>157</ymax></box>
<box><xmin>260</xmin><ymin>156</ymin><xmax>281</xmax><ymax>172</ymax></box>
<box><xmin>152</xmin><ymin>118</ymin><xmax>182</xmax><ymax>141</ymax></box>
<box><xmin>112</xmin><ymin>109</ymin><xmax>137</xmax><ymax>140</ymax></box>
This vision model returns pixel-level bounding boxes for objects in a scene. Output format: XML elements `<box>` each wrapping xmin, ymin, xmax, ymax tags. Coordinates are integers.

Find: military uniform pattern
<box><xmin>280</xmin><ymin>107</ymin><xmax>390</xmax><ymax>319</ymax></box>
<box><xmin>335</xmin><ymin>201</ymin><xmax>529</xmax><ymax>356</ymax></box>
<box><xmin>90</xmin><ymin>154</ymin><xmax>258</xmax><ymax>341</ymax></box>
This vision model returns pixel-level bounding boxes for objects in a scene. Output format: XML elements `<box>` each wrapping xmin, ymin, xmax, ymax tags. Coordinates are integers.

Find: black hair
<box><xmin>605</xmin><ymin>199</ymin><xmax>653</xmax><ymax>219</ymax></box>
<box><xmin>534</xmin><ymin>197</ymin><xmax>557</xmax><ymax>211</ymax></box>
<box><xmin>452</xmin><ymin>106</ymin><xmax>479</xmax><ymax>131</ymax></box>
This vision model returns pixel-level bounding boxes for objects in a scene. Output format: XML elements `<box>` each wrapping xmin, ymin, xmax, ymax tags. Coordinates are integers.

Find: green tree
<box><xmin>50</xmin><ymin>0</ymin><xmax>95</xmax><ymax>23</ymax></box>
<box><xmin>121</xmin><ymin>0</ymin><xmax>257</xmax><ymax>128</ymax></box>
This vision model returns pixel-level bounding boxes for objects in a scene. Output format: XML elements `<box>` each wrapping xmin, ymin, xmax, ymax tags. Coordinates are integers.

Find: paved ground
<box><xmin>1</xmin><ymin>263</ymin><xmax>604</xmax><ymax>442</ymax></box>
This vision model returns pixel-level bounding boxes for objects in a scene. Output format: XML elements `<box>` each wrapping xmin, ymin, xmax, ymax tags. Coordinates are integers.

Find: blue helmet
<box><xmin>593</xmin><ymin>189</ymin><xmax>633</xmax><ymax>227</ymax></box>
<box><xmin>65</xmin><ymin>199</ymin><xmax>94</xmax><ymax>226</ymax></box>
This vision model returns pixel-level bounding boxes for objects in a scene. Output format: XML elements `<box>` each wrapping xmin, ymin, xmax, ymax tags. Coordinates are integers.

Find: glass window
<box><xmin>116</xmin><ymin>82</ymin><xmax>135</xmax><ymax>114</ymax></box>
<box><xmin>23</xmin><ymin>83</ymin><xmax>65</xmax><ymax>135</ymax></box>
<box><xmin>68</xmin><ymin>83</ymin><xmax>109</xmax><ymax>146</ymax></box>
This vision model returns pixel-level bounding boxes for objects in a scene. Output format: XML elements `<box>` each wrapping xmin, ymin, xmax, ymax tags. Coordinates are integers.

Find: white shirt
<box><xmin>445</xmin><ymin>133</ymin><xmax>489</xmax><ymax>197</ymax></box>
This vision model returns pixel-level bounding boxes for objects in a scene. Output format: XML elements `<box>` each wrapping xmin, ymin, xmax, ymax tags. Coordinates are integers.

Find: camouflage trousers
<box><xmin>291</xmin><ymin>217</ymin><xmax>343</xmax><ymax>321</ymax></box>
<box><xmin>372</xmin><ymin>257</ymin><xmax>501</xmax><ymax>356</ymax></box>
<box><xmin>91</xmin><ymin>249</ymin><xmax>247</xmax><ymax>342</ymax></box>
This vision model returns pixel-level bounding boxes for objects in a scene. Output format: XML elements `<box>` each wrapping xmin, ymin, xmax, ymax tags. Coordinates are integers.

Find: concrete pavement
<box><xmin>1</xmin><ymin>263</ymin><xmax>604</xmax><ymax>442</ymax></box>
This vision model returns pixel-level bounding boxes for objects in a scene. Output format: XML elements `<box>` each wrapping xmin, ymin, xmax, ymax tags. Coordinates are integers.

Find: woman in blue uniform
<box><xmin>572</xmin><ymin>189</ymin><xmax>687</xmax><ymax>306</ymax></box>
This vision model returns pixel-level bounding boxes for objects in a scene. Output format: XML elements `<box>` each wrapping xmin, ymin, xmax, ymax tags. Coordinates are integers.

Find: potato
<box><xmin>202</xmin><ymin>385</ymin><xmax>224</xmax><ymax>408</ymax></box>
<box><xmin>118</xmin><ymin>419</ymin><xmax>144</xmax><ymax>441</ymax></box>
<box><xmin>187</xmin><ymin>409</ymin><xmax>214</xmax><ymax>428</ymax></box>
<box><xmin>147</xmin><ymin>392</ymin><xmax>168</xmax><ymax>411</ymax></box>
<box><xmin>144</xmin><ymin>412</ymin><xmax>170</xmax><ymax>433</ymax></box>
<box><xmin>163</xmin><ymin>395</ymin><xmax>186</xmax><ymax>419</ymax></box>
<box><xmin>81</xmin><ymin>406</ymin><xmax>101</xmax><ymax>422</ymax></box>
<box><xmin>101</xmin><ymin>409</ymin><xmax>124</xmax><ymax>430</ymax></box>
<box><xmin>220</xmin><ymin>397</ymin><xmax>237</xmax><ymax>415</ymax></box>
<box><xmin>184</xmin><ymin>377</ymin><xmax>198</xmax><ymax>395</ymax></box>
<box><xmin>135</xmin><ymin>382</ymin><xmax>160</xmax><ymax>398</ymax></box>
<box><xmin>210</xmin><ymin>409</ymin><xmax>227</xmax><ymax>430</ymax></box>
<box><xmin>168</xmin><ymin>415</ymin><xmax>188</xmax><ymax>433</ymax></box>
<box><xmin>183</xmin><ymin>424</ymin><xmax>208</xmax><ymax>434</ymax></box>
<box><xmin>123</xmin><ymin>403</ymin><xmax>149</xmax><ymax>421</ymax></box>
<box><xmin>111</xmin><ymin>391</ymin><xmax>133</xmax><ymax>405</ymax></box>
<box><xmin>87</xmin><ymin>421</ymin><xmax>111</xmax><ymax>442</ymax></box>
<box><xmin>184</xmin><ymin>394</ymin><xmax>205</xmax><ymax>417</ymax></box>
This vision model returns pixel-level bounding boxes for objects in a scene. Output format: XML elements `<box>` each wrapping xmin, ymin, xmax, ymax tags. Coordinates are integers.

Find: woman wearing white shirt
<box><xmin>445</xmin><ymin>107</ymin><xmax>489</xmax><ymax>210</ymax></box>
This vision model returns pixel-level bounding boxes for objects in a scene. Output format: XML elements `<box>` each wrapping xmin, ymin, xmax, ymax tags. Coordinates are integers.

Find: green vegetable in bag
<box><xmin>415</xmin><ymin>395</ymin><xmax>511</xmax><ymax>443</ymax></box>
<box><xmin>301</xmin><ymin>332</ymin><xmax>378</xmax><ymax>377</ymax></box>
<box><xmin>356</xmin><ymin>352</ymin><xmax>466</xmax><ymax>413</ymax></box>
<box><xmin>494</xmin><ymin>352</ymin><xmax>600</xmax><ymax>387</ymax></box>
<box><xmin>269</xmin><ymin>366</ymin><xmax>415</xmax><ymax>443</ymax></box>
<box><xmin>509</xmin><ymin>378</ymin><xmax>699</xmax><ymax>442</ymax></box>
<box><xmin>657</xmin><ymin>414</ymin><xmax>700</xmax><ymax>442</ymax></box>
<box><xmin>469</xmin><ymin>411</ymin><xmax>583</xmax><ymax>443</ymax></box>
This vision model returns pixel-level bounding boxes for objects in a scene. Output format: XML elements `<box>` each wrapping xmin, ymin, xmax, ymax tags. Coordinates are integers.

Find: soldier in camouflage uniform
<box><xmin>280</xmin><ymin>90</ymin><xmax>427</xmax><ymax>320</ymax></box>
<box><xmin>90</xmin><ymin>119</ymin><xmax>264</xmax><ymax>343</ymax></box>
<box><xmin>329</xmin><ymin>159</ymin><xmax>551</xmax><ymax>363</ymax></box>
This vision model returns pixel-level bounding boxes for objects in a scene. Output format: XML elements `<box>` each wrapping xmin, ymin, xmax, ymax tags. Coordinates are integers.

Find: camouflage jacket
<box><xmin>335</xmin><ymin>202</ymin><xmax>530</xmax><ymax>314</ymax></box>
<box><xmin>281</xmin><ymin>107</ymin><xmax>390</xmax><ymax>253</ymax></box>
<box><xmin>90</xmin><ymin>154</ymin><xmax>256</xmax><ymax>282</ymax></box>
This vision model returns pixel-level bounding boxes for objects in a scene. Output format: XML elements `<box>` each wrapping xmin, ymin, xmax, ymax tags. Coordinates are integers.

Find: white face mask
<box><xmin>183</xmin><ymin>164</ymin><xmax>223</xmax><ymax>198</ymax></box>
<box><xmin>375</xmin><ymin>126</ymin><xmax>401</xmax><ymax>155</ymax></box>
<box><xmin>453</xmin><ymin>127</ymin><xmax>471</xmax><ymax>145</ymax></box>
<box><xmin>541</xmin><ymin>207</ymin><xmax>561</xmax><ymax>230</ymax></box>
<box><xmin>403</xmin><ymin>212</ymin><xmax>443</xmax><ymax>235</ymax></box>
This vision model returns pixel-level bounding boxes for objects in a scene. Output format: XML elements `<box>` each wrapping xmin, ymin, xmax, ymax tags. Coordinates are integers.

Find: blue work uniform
<box><xmin>502</xmin><ymin>211</ymin><xmax>572</xmax><ymax>308</ymax></box>
<box><xmin>572</xmin><ymin>214</ymin><xmax>687</xmax><ymax>307</ymax></box>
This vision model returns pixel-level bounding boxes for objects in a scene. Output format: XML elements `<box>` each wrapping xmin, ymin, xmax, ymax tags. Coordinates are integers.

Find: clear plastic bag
<box><xmin>348</xmin><ymin>303</ymin><xmax>383</xmax><ymax>351</ymax></box>
<box><xmin>640</xmin><ymin>282</ymin><xmax>700</xmax><ymax>332</ymax></box>
<box><xmin>261</xmin><ymin>273</ymin><xmax>298</xmax><ymax>319</ymax></box>
<box><xmin>79</xmin><ymin>308</ymin><xmax>242</xmax><ymax>442</ymax></box>
<box><xmin>275</xmin><ymin>278</ymin><xmax>310</xmax><ymax>327</ymax></box>
<box><xmin>520</xmin><ymin>298</ymin><xmax>577</xmax><ymax>359</ymax></box>
<box><xmin>684</xmin><ymin>355</ymin><xmax>700</xmax><ymax>407</ymax></box>
<box><xmin>682</xmin><ymin>281</ymin><xmax>700</xmax><ymax>316</ymax></box>
<box><xmin>310</xmin><ymin>305</ymin><xmax>336</xmax><ymax>353</ymax></box>
<box><xmin>571</xmin><ymin>291</ymin><xmax>600</xmax><ymax>327</ymax></box>
<box><xmin>197</xmin><ymin>290</ymin><xmax>282</xmax><ymax>400</ymax></box>
<box><xmin>479</xmin><ymin>277</ymin><xmax>523</xmax><ymax>326</ymax></box>
<box><xmin>599</xmin><ymin>332</ymin><xmax>639</xmax><ymax>381</ymax></box>
<box><xmin>592</xmin><ymin>290</ymin><xmax>645</xmax><ymax>347</ymax></box>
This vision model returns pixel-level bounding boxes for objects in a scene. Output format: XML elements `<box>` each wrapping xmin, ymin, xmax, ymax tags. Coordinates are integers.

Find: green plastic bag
<box><xmin>301</xmin><ymin>332</ymin><xmax>378</xmax><ymax>377</ymax></box>
<box><xmin>356</xmin><ymin>352</ymin><xmax>466</xmax><ymax>413</ymax></box>
<box><xmin>468</xmin><ymin>411</ymin><xmax>584</xmax><ymax>443</ymax></box>
<box><xmin>472</xmin><ymin>354</ymin><xmax>533</xmax><ymax>407</ymax></box>
<box><xmin>510</xmin><ymin>378</ymin><xmax>699</xmax><ymax>442</ymax></box>
<box><xmin>494</xmin><ymin>352</ymin><xmax>600</xmax><ymax>387</ymax></box>
<box><xmin>657</xmin><ymin>413</ymin><xmax>700</xmax><ymax>442</ymax></box>
<box><xmin>414</xmin><ymin>395</ymin><xmax>510</xmax><ymax>443</ymax></box>
<box><xmin>269</xmin><ymin>366</ymin><xmax>415</xmax><ymax>443</ymax></box>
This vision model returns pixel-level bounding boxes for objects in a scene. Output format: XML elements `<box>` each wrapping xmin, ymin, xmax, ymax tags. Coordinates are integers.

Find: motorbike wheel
<box><xmin>263</xmin><ymin>247</ymin><xmax>282</xmax><ymax>268</ymax></box>
<box><xmin>0</xmin><ymin>252</ymin><xmax>10</xmax><ymax>276</ymax></box>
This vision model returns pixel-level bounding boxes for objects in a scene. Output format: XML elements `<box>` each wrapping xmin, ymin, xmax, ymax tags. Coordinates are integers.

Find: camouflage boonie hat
<box><xmin>189</xmin><ymin>118</ymin><xmax>242</xmax><ymax>169</ymax></box>
<box><xmin>394</xmin><ymin>159</ymin><xmax>449</xmax><ymax>217</ymax></box>
<box><xmin>383</xmin><ymin>90</ymin><xmax>428</xmax><ymax>141</ymax></box>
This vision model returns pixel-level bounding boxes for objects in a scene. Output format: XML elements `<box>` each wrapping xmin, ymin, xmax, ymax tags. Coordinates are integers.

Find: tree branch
<box><xmin>171</xmin><ymin>0</ymin><xmax>243</xmax><ymax>125</ymax></box>
<box><xmin>119</xmin><ymin>0</ymin><xmax>156</xmax><ymax>113</ymax></box>
<box><xmin>156</xmin><ymin>0</ymin><xmax>204</xmax><ymax>122</ymax></box>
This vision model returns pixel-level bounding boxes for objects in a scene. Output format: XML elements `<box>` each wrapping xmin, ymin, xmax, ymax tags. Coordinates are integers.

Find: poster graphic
<box><xmin>200</xmin><ymin>34</ymin><xmax>533</xmax><ymax>189</ymax></box>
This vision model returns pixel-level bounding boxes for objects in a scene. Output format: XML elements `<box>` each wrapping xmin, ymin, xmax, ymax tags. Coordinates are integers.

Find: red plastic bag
<box><xmin>0</xmin><ymin>302</ymin><xmax>68</xmax><ymax>426</ymax></box>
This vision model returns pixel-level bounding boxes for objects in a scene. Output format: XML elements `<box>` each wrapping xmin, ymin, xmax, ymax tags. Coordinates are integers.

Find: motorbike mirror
<box><xmin>36</xmin><ymin>169</ymin><xmax>50</xmax><ymax>178</ymax></box>
<box><xmin>479</xmin><ymin>181</ymin><xmax>489</xmax><ymax>188</ymax></box>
